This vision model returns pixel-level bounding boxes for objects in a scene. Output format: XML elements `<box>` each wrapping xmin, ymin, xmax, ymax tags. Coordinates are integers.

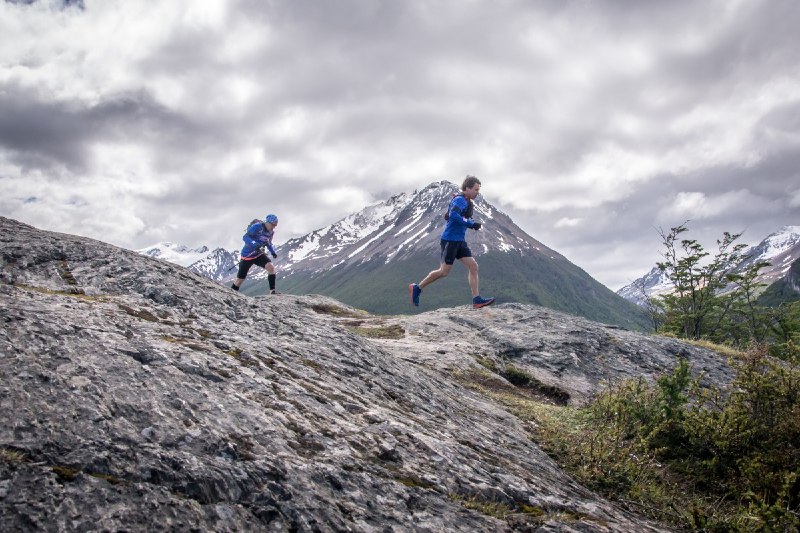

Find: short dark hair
<box><xmin>462</xmin><ymin>175</ymin><xmax>481</xmax><ymax>191</ymax></box>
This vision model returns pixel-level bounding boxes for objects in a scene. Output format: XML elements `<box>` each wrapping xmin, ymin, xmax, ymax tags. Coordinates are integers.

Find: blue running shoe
<box><xmin>409</xmin><ymin>283</ymin><xmax>421</xmax><ymax>306</ymax></box>
<box><xmin>472</xmin><ymin>295</ymin><xmax>495</xmax><ymax>309</ymax></box>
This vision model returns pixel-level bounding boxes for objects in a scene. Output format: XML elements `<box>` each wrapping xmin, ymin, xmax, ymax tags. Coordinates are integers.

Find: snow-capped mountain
<box><xmin>616</xmin><ymin>266</ymin><xmax>673</xmax><ymax>307</ymax></box>
<box><xmin>136</xmin><ymin>243</ymin><xmax>240</xmax><ymax>283</ymax></box>
<box><xmin>735</xmin><ymin>225</ymin><xmax>800</xmax><ymax>286</ymax></box>
<box><xmin>618</xmin><ymin>225</ymin><xmax>800</xmax><ymax>306</ymax></box>
<box><xmin>274</xmin><ymin>180</ymin><xmax>552</xmax><ymax>279</ymax></box>
<box><xmin>187</xmin><ymin>248</ymin><xmax>240</xmax><ymax>282</ymax></box>
<box><xmin>136</xmin><ymin>242</ymin><xmax>211</xmax><ymax>267</ymax></box>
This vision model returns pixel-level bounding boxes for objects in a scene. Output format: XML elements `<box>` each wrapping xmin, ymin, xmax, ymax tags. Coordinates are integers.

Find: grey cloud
<box><xmin>0</xmin><ymin>86</ymin><xmax>210</xmax><ymax>174</ymax></box>
<box><xmin>756</xmin><ymin>102</ymin><xmax>800</xmax><ymax>147</ymax></box>
<box><xmin>0</xmin><ymin>88</ymin><xmax>91</xmax><ymax>171</ymax></box>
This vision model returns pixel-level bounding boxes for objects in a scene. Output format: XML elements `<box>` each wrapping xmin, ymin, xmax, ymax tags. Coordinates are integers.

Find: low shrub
<box><xmin>533</xmin><ymin>346</ymin><xmax>800</xmax><ymax>531</ymax></box>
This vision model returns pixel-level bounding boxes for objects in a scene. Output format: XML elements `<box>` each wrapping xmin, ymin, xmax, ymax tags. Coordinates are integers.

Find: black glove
<box><xmin>271</xmin><ymin>252</ymin><xmax>278</xmax><ymax>259</ymax></box>
<box><xmin>472</xmin><ymin>222</ymin><xmax>482</xmax><ymax>230</ymax></box>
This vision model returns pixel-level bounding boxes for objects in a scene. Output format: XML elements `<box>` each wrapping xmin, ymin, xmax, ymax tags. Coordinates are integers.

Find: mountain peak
<box><xmin>775</xmin><ymin>225</ymin><xmax>800</xmax><ymax>235</ymax></box>
<box><xmin>419</xmin><ymin>179</ymin><xmax>457</xmax><ymax>192</ymax></box>
<box><xmin>761</xmin><ymin>225</ymin><xmax>800</xmax><ymax>254</ymax></box>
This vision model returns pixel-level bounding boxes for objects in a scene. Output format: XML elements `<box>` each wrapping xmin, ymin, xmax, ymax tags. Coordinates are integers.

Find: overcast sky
<box><xmin>2</xmin><ymin>0</ymin><xmax>799</xmax><ymax>290</ymax></box>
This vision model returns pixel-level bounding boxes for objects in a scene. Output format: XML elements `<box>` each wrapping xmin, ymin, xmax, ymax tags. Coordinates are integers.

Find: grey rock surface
<box><xmin>0</xmin><ymin>217</ymin><xmax>732</xmax><ymax>531</ymax></box>
<box><xmin>380</xmin><ymin>303</ymin><xmax>734</xmax><ymax>406</ymax></box>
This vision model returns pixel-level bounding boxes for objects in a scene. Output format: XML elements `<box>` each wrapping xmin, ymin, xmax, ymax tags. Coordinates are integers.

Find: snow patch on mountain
<box><xmin>400</xmin><ymin>227</ymin><xmax>428</xmax><ymax>248</ymax></box>
<box><xmin>475</xmin><ymin>203</ymin><xmax>495</xmax><ymax>220</ymax></box>
<box><xmin>498</xmin><ymin>236</ymin><xmax>516</xmax><ymax>253</ymax></box>
<box><xmin>349</xmin><ymin>225</ymin><xmax>394</xmax><ymax>258</ymax></box>
<box><xmin>288</xmin><ymin>232</ymin><xmax>324</xmax><ymax>263</ymax></box>
<box><xmin>741</xmin><ymin>226</ymin><xmax>800</xmax><ymax>271</ymax></box>
<box><xmin>136</xmin><ymin>242</ymin><xmax>210</xmax><ymax>267</ymax></box>
<box><xmin>762</xmin><ymin>226</ymin><xmax>800</xmax><ymax>254</ymax></box>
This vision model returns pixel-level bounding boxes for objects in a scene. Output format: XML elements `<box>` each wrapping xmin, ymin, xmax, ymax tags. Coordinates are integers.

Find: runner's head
<box><xmin>462</xmin><ymin>175</ymin><xmax>481</xmax><ymax>199</ymax></box>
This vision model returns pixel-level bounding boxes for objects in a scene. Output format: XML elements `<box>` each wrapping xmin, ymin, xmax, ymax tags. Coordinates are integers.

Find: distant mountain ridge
<box><xmin>137</xmin><ymin>242</ymin><xmax>211</xmax><ymax>267</ymax></box>
<box><xmin>735</xmin><ymin>225</ymin><xmax>800</xmax><ymax>287</ymax></box>
<box><xmin>137</xmin><ymin>243</ymin><xmax>240</xmax><ymax>282</ymax></box>
<box><xmin>617</xmin><ymin>225</ymin><xmax>800</xmax><ymax>306</ymax></box>
<box><xmin>759</xmin><ymin>256</ymin><xmax>800</xmax><ymax>305</ymax></box>
<box><xmin>616</xmin><ymin>267</ymin><xmax>672</xmax><ymax>307</ymax></box>
<box><xmin>189</xmin><ymin>247</ymin><xmax>241</xmax><ymax>281</ymax></box>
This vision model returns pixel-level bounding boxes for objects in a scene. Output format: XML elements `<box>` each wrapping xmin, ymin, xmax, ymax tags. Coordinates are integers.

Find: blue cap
<box><xmin>265</xmin><ymin>214</ymin><xmax>278</xmax><ymax>224</ymax></box>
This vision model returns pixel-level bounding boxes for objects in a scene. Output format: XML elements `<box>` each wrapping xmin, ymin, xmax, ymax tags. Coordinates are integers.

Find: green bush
<box><xmin>681</xmin><ymin>346</ymin><xmax>800</xmax><ymax>529</ymax></box>
<box><xmin>538</xmin><ymin>349</ymin><xmax>800</xmax><ymax>531</ymax></box>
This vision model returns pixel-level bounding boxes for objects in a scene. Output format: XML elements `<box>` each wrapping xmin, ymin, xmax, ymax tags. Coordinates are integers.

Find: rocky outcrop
<box><xmin>377</xmin><ymin>303</ymin><xmax>733</xmax><ymax>407</ymax></box>
<box><xmin>0</xmin><ymin>217</ymin><xmax>732</xmax><ymax>531</ymax></box>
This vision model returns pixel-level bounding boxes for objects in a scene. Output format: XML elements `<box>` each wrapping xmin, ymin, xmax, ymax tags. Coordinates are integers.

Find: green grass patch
<box><xmin>475</xmin><ymin>355</ymin><xmax>498</xmax><ymax>372</ymax></box>
<box><xmin>346</xmin><ymin>323</ymin><xmax>405</xmax><ymax>339</ymax></box>
<box><xmin>195</xmin><ymin>328</ymin><xmax>215</xmax><ymax>338</ymax></box>
<box><xmin>224</xmin><ymin>347</ymin><xmax>262</xmax><ymax>369</ymax></box>
<box><xmin>90</xmin><ymin>472</ymin><xmax>126</xmax><ymax>485</ymax></box>
<box><xmin>15</xmin><ymin>284</ymin><xmax>106</xmax><ymax>301</ymax></box>
<box><xmin>657</xmin><ymin>333</ymin><xmax>744</xmax><ymax>358</ymax></box>
<box><xmin>51</xmin><ymin>465</ymin><xmax>80</xmax><ymax>481</ymax></box>
<box><xmin>301</xmin><ymin>358</ymin><xmax>324</xmax><ymax>371</ymax></box>
<box><xmin>457</xmin><ymin>363</ymin><xmax>570</xmax><ymax>405</ymax></box>
<box><xmin>117</xmin><ymin>304</ymin><xmax>160</xmax><ymax>322</ymax></box>
<box><xmin>0</xmin><ymin>448</ymin><xmax>26</xmax><ymax>463</ymax></box>
<box><xmin>310</xmin><ymin>303</ymin><xmax>366</xmax><ymax>318</ymax></box>
<box><xmin>685</xmin><ymin>338</ymin><xmax>744</xmax><ymax>358</ymax></box>
<box><xmin>395</xmin><ymin>475</ymin><xmax>437</xmax><ymax>490</ymax></box>
<box><xmin>500</xmin><ymin>364</ymin><xmax>570</xmax><ymax>405</ymax></box>
<box><xmin>449</xmin><ymin>493</ymin><xmax>549</xmax><ymax>523</ymax></box>
<box><xmin>450</xmin><ymin>493</ymin><xmax>513</xmax><ymax>519</ymax></box>
<box><xmin>57</xmin><ymin>260</ymin><xmax>79</xmax><ymax>286</ymax></box>
<box><xmin>457</xmin><ymin>357</ymin><xmax>799</xmax><ymax>530</ymax></box>
<box><xmin>160</xmin><ymin>335</ymin><xmax>207</xmax><ymax>352</ymax></box>
<box><xmin>51</xmin><ymin>465</ymin><xmax>126</xmax><ymax>485</ymax></box>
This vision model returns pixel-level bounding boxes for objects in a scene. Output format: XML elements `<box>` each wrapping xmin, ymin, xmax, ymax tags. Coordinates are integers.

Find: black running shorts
<box><xmin>440</xmin><ymin>239</ymin><xmax>472</xmax><ymax>265</ymax></box>
<box><xmin>237</xmin><ymin>253</ymin><xmax>271</xmax><ymax>279</ymax></box>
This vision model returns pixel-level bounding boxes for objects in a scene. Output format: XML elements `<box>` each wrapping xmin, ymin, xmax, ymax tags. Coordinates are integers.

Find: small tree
<box><xmin>656</xmin><ymin>222</ymin><xmax>749</xmax><ymax>339</ymax></box>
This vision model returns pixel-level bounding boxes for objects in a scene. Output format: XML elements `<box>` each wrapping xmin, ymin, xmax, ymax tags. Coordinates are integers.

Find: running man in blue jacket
<box><xmin>231</xmin><ymin>214</ymin><xmax>280</xmax><ymax>294</ymax></box>
<box><xmin>409</xmin><ymin>176</ymin><xmax>495</xmax><ymax>309</ymax></box>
